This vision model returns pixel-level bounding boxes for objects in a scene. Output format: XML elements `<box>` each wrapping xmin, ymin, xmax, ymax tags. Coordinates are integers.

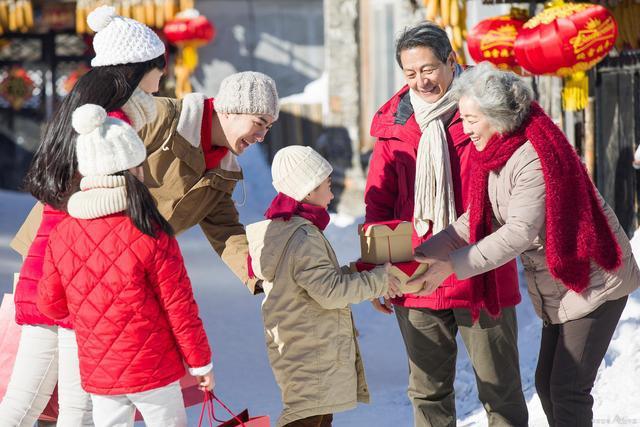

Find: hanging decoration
<box><xmin>514</xmin><ymin>0</ymin><xmax>617</xmax><ymax>111</ymax></box>
<box><xmin>0</xmin><ymin>67</ymin><xmax>35</xmax><ymax>110</ymax></box>
<box><xmin>608</xmin><ymin>0</ymin><xmax>640</xmax><ymax>51</ymax></box>
<box><xmin>75</xmin><ymin>0</ymin><xmax>194</xmax><ymax>34</ymax></box>
<box><xmin>466</xmin><ymin>8</ymin><xmax>528</xmax><ymax>74</ymax></box>
<box><xmin>422</xmin><ymin>0</ymin><xmax>468</xmax><ymax>64</ymax></box>
<box><xmin>164</xmin><ymin>9</ymin><xmax>215</xmax><ymax>98</ymax></box>
<box><xmin>0</xmin><ymin>0</ymin><xmax>35</xmax><ymax>35</ymax></box>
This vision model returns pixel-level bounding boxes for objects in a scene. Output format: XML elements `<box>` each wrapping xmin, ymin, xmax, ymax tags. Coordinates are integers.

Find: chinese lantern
<box><xmin>164</xmin><ymin>9</ymin><xmax>215</xmax><ymax>97</ymax></box>
<box><xmin>466</xmin><ymin>8</ymin><xmax>528</xmax><ymax>74</ymax></box>
<box><xmin>514</xmin><ymin>1</ymin><xmax>617</xmax><ymax>111</ymax></box>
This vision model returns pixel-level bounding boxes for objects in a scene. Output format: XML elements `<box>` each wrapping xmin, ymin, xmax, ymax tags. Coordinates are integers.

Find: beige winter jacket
<box><xmin>12</xmin><ymin>94</ymin><xmax>259</xmax><ymax>294</ymax></box>
<box><xmin>431</xmin><ymin>142</ymin><xmax>639</xmax><ymax>324</ymax></box>
<box><xmin>246</xmin><ymin>217</ymin><xmax>389</xmax><ymax>426</ymax></box>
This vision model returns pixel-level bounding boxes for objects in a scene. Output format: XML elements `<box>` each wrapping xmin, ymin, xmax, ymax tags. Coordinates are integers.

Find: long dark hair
<box><xmin>23</xmin><ymin>54</ymin><xmax>166</xmax><ymax>210</ymax></box>
<box><xmin>119</xmin><ymin>170</ymin><xmax>173</xmax><ymax>238</ymax></box>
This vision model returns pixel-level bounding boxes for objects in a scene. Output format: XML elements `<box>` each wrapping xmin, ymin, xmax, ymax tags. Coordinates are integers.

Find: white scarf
<box><xmin>67</xmin><ymin>176</ymin><xmax>127</xmax><ymax>219</ymax></box>
<box><xmin>121</xmin><ymin>87</ymin><xmax>157</xmax><ymax>131</ymax></box>
<box><xmin>410</xmin><ymin>65</ymin><xmax>461</xmax><ymax>236</ymax></box>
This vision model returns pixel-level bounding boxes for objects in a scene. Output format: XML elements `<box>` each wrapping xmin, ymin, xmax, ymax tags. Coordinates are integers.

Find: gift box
<box><xmin>352</xmin><ymin>261</ymin><xmax>428</xmax><ymax>294</ymax></box>
<box><xmin>358</xmin><ymin>220</ymin><xmax>413</xmax><ymax>264</ymax></box>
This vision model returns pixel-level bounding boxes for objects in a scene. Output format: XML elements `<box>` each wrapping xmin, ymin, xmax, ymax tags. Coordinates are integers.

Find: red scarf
<box><xmin>107</xmin><ymin>109</ymin><xmax>133</xmax><ymax>126</ymax></box>
<box><xmin>201</xmin><ymin>98</ymin><xmax>229</xmax><ymax>170</ymax></box>
<box><xmin>264</xmin><ymin>193</ymin><xmax>330</xmax><ymax>231</ymax></box>
<box><xmin>468</xmin><ymin>102</ymin><xmax>621</xmax><ymax>320</ymax></box>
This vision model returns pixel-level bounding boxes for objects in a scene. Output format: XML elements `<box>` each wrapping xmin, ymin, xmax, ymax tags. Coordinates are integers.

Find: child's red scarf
<box><xmin>265</xmin><ymin>192</ymin><xmax>330</xmax><ymax>231</ymax></box>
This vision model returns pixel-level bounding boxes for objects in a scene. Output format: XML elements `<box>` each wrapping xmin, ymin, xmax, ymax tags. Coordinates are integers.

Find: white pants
<box><xmin>0</xmin><ymin>325</ymin><xmax>93</xmax><ymax>426</ymax></box>
<box><xmin>91</xmin><ymin>380</ymin><xmax>187</xmax><ymax>427</ymax></box>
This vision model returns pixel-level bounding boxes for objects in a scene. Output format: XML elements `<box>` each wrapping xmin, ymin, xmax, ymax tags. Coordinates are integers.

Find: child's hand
<box><xmin>196</xmin><ymin>372</ymin><xmax>215</xmax><ymax>391</ymax></box>
<box><xmin>383</xmin><ymin>263</ymin><xmax>403</xmax><ymax>299</ymax></box>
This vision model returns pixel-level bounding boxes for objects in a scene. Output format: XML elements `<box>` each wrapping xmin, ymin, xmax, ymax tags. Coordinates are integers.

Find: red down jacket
<box><xmin>365</xmin><ymin>85</ymin><xmax>521</xmax><ymax>310</ymax></box>
<box><xmin>37</xmin><ymin>213</ymin><xmax>211</xmax><ymax>395</ymax></box>
<box><xmin>14</xmin><ymin>204</ymin><xmax>72</xmax><ymax>328</ymax></box>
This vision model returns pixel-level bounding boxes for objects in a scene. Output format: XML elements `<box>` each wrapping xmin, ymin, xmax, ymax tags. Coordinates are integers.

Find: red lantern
<box><xmin>467</xmin><ymin>9</ymin><xmax>528</xmax><ymax>74</ymax></box>
<box><xmin>163</xmin><ymin>9</ymin><xmax>216</xmax><ymax>98</ymax></box>
<box><xmin>164</xmin><ymin>12</ymin><xmax>215</xmax><ymax>47</ymax></box>
<box><xmin>514</xmin><ymin>1</ymin><xmax>617</xmax><ymax>110</ymax></box>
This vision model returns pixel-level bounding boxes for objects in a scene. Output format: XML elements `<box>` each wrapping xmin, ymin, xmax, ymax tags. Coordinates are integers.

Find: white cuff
<box><xmin>188</xmin><ymin>363</ymin><xmax>212</xmax><ymax>376</ymax></box>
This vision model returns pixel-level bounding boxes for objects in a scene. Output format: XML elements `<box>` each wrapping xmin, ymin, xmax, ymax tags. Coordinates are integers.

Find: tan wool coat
<box><xmin>12</xmin><ymin>93</ymin><xmax>259</xmax><ymax>293</ymax></box>
<box><xmin>246</xmin><ymin>217</ymin><xmax>389</xmax><ymax>426</ymax></box>
<box><xmin>432</xmin><ymin>142</ymin><xmax>639</xmax><ymax>324</ymax></box>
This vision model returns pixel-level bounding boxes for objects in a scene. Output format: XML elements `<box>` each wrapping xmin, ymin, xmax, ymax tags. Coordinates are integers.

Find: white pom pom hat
<box><xmin>88</xmin><ymin>6</ymin><xmax>165</xmax><ymax>67</ymax></box>
<box><xmin>271</xmin><ymin>146</ymin><xmax>333</xmax><ymax>201</ymax></box>
<box><xmin>72</xmin><ymin>104</ymin><xmax>147</xmax><ymax>177</ymax></box>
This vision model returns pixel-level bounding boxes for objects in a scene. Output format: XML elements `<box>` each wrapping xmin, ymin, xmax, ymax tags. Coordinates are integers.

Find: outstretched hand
<box><xmin>406</xmin><ymin>254</ymin><xmax>454</xmax><ymax>296</ymax></box>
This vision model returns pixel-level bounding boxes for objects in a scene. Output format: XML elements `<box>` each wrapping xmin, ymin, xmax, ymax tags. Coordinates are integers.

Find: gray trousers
<box><xmin>535</xmin><ymin>296</ymin><xmax>627</xmax><ymax>427</ymax></box>
<box><xmin>395</xmin><ymin>306</ymin><xmax>528</xmax><ymax>427</ymax></box>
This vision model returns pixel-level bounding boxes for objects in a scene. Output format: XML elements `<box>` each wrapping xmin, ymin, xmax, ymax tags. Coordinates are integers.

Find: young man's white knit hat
<box><xmin>88</xmin><ymin>6</ymin><xmax>165</xmax><ymax>67</ymax></box>
<box><xmin>272</xmin><ymin>146</ymin><xmax>333</xmax><ymax>202</ymax></box>
<box><xmin>215</xmin><ymin>71</ymin><xmax>280</xmax><ymax>120</ymax></box>
<box><xmin>72</xmin><ymin>104</ymin><xmax>147</xmax><ymax>177</ymax></box>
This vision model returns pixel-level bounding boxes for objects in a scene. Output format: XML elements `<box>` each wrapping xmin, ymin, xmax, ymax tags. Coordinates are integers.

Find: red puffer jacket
<box><xmin>365</xmin><ymin>85</ymin><xmax>520</xmax><ymax>310</ymax></box>
<box><xmin>37</xmin><ymin>213</ymin><xmax>211</xmax><ymax>395</ymax></box>
<box><xmin>14</xmin><ymin>205</ymin><xmax>72</xmax><ymax>328</ymax></box>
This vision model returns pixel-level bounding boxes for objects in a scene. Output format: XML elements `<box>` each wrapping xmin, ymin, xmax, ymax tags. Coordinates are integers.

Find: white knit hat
<box><xmin>88</xmin><ymin>6</ymin><xmax>165</xmax><ymax>67</ymax></box>
<box><xmin>272</xmin><ymin>146</ymin><xmax>333</xmax><ymax>201</ymax></box>
<box><xmin>72</xmin><ymin>104</ymin><xmax>147</xmax><ymax>177</ymax></box>
<box><xmin>216</xmin><ymin>71</ymin><xmax>279</xmax><ymax>120</ymax></box>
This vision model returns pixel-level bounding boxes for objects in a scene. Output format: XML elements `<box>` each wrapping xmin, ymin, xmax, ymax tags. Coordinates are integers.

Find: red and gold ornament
<box><xmin>466</xmin><ymin>8</ymin><xmax>528</xmax><ymax>74</ymax></box>
<box><xmin>0</xmin><ymin>66</ymin><xmax>35</xmax><ymax>110</ymax></box>
<box><xmin>164</xmin><ymin>8</ymin><xmax>215</xmax><ymax>98</ymax></box>
<box><xmin>514</xmin><ymin>0</ymin><xmax>617</xmax><ymax>111</ymax></box>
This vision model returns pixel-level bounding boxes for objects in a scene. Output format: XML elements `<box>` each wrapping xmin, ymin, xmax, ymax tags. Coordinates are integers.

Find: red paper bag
<box><xmin>0</xmin><ymin>293</ymin><xmax>59</xmax><ymax>421</ymax></box>
<box><xmin>197</xmin><ymin>391</ymin><xmax>271</xmax><ymax>427</ymax></box>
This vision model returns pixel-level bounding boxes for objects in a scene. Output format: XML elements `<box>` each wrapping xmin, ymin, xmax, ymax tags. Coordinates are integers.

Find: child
<box><xmin>246</xmin><ymin>145</ymin><xmax>401</xmax><ymax>427</ymax></box>
<box><xmin>37</xmin><ymin>104</ymin><xmax>212</xmax><ymax>427</ymax></box>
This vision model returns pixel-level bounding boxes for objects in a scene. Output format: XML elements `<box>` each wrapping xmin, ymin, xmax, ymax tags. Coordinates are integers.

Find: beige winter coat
<box><xmin>246</xmin><ymin>217</ymin><xmax>389</xmax><ymax>426</ymax></box>
<box><xmin>12</xmin><ymin>94</ymin><xmax>259</xmax><ymax>294</ymax></box>
<box><xmin>431</xmin><ymin>142</ymin><xmax>639</xmax><ymax>324</ymax></box>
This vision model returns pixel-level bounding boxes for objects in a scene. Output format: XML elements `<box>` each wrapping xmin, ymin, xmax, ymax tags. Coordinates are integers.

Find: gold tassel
<box><xmin>182</xmin><ymin>44</ymin><xmax>198</xmax><ymax>71</ymax></box>
<box><xmin>562</xmin><ymin>71</ymin><xmax>588</xmax><ymax>111</ymax></box>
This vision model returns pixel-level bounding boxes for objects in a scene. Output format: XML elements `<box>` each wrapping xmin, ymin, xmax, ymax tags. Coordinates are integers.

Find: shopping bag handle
<box><xmin>198</xmin><ymin>390</ymin><xmax>246</xmax><ymax>427</ymax></box>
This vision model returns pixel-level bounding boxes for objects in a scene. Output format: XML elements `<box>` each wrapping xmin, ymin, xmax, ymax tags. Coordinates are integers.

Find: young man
<box><xmin>138</xmin><ymin>71</ymin><xmax>279</xmax><ymax>294</ymax></box>
<box><xmin>13</xmin><ymin>71</ymin><xmax>278</xmax><ymax>295</ymax></box>
<box><xmin>364</xmin><ymin>22</ymin><xmax>527</xmax><ymax>426</ymax></box>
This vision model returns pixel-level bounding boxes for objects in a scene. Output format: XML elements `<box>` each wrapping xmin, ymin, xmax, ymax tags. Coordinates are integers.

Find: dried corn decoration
<box><xmin>607</xmin><ymin>0</ymin><xmax>640</xmax><ymax>51</ymax></box>
<box><xmin>0</xmin><ymin>0</ymin><xmax>35</xmax><ymax>34</ymax></box>
<box><xmin>75</xmin><ymin>0</ymin><xmax>193</xmax><ymax>34</ymax></box>
<box><xmin>422</xmin><ymin>0</ymin><xmax>468</xmax><ymax>64</ymax></box>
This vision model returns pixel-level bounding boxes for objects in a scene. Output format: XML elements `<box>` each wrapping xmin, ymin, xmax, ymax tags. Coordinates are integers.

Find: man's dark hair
<box><xmin>395</xmin><ymin>22</ymin><xmax>453</xmax><ymax>68</ymax></box>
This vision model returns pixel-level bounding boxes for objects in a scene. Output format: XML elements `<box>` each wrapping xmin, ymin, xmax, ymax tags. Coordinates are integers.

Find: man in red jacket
<box><xmin>364</xmin><ymin>22</ymin><xmax>527</xmax><ymax>426</ymax></box>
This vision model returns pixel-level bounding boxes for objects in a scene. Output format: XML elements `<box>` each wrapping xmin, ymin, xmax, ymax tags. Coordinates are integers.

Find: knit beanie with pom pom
<box><xmin>88</xmin><ymin>5</ymin><xmax>165</xmax><ymax>67</ymax></box>
<box><xmin>271</xmin><ymin>145</ymin><xmax>332</xmax><ymax>201</ymax></box>
<box><xmin>72</xmin><ymin>104</ymin><xmax>147</xmax><ymax>177</ymax></box>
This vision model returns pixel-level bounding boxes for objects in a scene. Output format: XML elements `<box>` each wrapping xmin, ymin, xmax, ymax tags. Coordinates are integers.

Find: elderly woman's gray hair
<box><xmin>450</xmin><ymin>62</ymin><xmax>533</xmax><ymax>134</ymax></box>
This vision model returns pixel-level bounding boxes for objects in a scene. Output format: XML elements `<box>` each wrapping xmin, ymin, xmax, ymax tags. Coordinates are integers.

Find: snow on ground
<box><xmin>1</xmin><ymin>145</ymin><xmax>639</xmax><ymax>426</ymax></box>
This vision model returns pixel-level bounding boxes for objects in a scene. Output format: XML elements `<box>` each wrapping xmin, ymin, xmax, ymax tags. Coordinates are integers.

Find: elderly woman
<box><xmin>407</xmin><ymin>62</ymin><xmax>640</xmax><ymax>426</ymax></box>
